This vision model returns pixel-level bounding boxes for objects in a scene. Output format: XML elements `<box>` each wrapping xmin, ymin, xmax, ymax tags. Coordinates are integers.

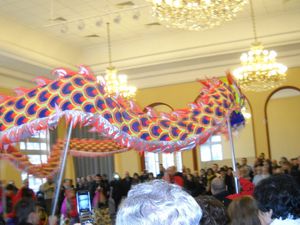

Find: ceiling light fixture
<box><xmin>232</xmin><ymin>0</ymin><xmax>287</xmax><ymax>92</ymax></box>
<box><xmin>148</xmin><ymin>0</ymin><xmax>248</xmax><ymax>31</ymax></box>
<box><xmin>97</xmin><ymin>23</ymin><xmax>137</xmax><ymax>99</ymax></box>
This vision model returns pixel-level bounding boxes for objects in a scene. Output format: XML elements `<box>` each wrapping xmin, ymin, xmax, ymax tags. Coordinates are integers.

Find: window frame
<box><xmin>20</xmin><ymin>130</ymin><xmax>51</xmax><ymax>192</ymax></box>
<box><xmin>144</xmin><ymin>151</ymin><xmax>183</xmax><ymax>176</ymax></box>
<box><xmin>199</xmin><ymin>135</ymin><xmax>223</xmax><ymax>162</ymax></box>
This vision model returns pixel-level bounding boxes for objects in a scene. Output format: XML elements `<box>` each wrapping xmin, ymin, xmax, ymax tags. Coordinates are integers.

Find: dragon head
<box><xmin>195</xmin><ymin>72</ymin><xmax>245</xmax><ymax>129</ymax></box>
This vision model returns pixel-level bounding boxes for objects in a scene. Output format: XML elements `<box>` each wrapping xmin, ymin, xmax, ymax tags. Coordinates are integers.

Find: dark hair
<box><xmin>195</xmin><ymin>195</ymin><xmax>228</xmax><ymax>225</ymax></box>
<box><xmin>21</xmin><ymin>187</ymin><xmax>34</xmax><ymax>198</ymax></box>
<box><xmin>15</xmin><ymin>199</ymin><xmax>36</xmax><ymax>224</ymax></box>
<box><xmin>254</xmin><ymin>174</ymin><xmax>300</xmax><ymax>219</ymax></box>
<box><xmin>0</xmin><ymin>215</ymin><xmax>5</xmax><ymax>225</ymax></box>
<box><xmin>6</xmin><ymin>184</ymin><xmax>15</xmax><ymax>191</ymax></box>
<box><xmin>207</xmin><ymin>168</ymin><xmax>214</xmax><ymax>174</ymax></box>
<box><xmin>228</xmin><ymin>196</ymin><xmax>261</xmax><ymax>225</ymax></box>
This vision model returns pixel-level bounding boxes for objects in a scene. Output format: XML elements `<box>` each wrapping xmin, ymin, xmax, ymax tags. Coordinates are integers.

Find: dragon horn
<box><xmin>226</xmin><ymin>70</ymin><xmax>234</xmax><ymax>85</ymax></box>
<box><xmin>13</xmin><ymin>87</ymin><xmax>31</xmax><ymax>96</ymax></box>
<box><xmin>78</xmin><ymin>65</ymin><xmax>96</xmax><ymax>81</ymax></box>
<box><xmin>52</xmin><ymin>68</ymin><xmax>77</xmax><ymax>78</ymax></box>
<box><xmin>0</xmin><ymin>94</ymin><xmax>12</xmax><ymax>103</ymax></box>
<box><xmin>33</xmin><ymin>76</ymin><xmax>52</xmax><ymax>87</ymax></box>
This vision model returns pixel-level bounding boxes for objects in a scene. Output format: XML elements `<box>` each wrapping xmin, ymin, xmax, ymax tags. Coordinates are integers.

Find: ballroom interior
<box><xmin>0</xmin><ymin>0</ymin><xmax>300</xmax><ymax>188</ymax></box>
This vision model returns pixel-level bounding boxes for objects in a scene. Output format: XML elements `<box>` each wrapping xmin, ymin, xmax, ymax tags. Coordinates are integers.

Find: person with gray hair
<box><xmin>116</xmin><ymin>180</ymin><xmax>202</xmax><ymax>225</ymax></box>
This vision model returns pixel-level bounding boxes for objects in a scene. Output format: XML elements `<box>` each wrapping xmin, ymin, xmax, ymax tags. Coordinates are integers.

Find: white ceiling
<box><xmin>0</xmin><ymin>0</ymin><xmax>300</xmax><ymax>89</ymax></box>
<box><xmin>0</xmin><ymin>0</ymin><xmax>299</xmax><ymax>46</ymax></box>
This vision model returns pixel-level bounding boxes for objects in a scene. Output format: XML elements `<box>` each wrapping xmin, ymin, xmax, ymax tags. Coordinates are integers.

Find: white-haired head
<box><xmin>116</xmin><ymin>180</ymin><xmax>202</xmax><ymax>225</ymax></box>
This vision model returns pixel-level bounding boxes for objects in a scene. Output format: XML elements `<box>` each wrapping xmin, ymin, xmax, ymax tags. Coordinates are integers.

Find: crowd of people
<box><xmin>0</xmin><ymin>153</ymin><xmax>299</xmax><ymax>225</ymax></box>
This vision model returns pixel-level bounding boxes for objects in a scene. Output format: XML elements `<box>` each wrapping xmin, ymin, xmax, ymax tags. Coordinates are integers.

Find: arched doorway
<box><xmin>266</xmin><ymin>87</ymin><xmax>300</xmax><ymax>161</ymax></box>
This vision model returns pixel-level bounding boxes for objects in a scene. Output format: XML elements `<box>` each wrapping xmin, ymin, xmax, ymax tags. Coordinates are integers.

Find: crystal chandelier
<box><xmin>232</xmin><ymin>0</ymin><xmax>287</xmax><ymax>92</ymax></box>
<box><xmin>97</xmin><ymin>23</ymin><xmax>137</xmax><ymax>99</ymax></box>
<box><xmin>149</xmin><ymin>0</ymin><xmax>248</xmax><ymax>31</ymax></box>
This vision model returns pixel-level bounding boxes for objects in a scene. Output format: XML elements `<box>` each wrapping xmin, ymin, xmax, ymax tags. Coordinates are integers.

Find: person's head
<box><xmin>116</xmin><ymin>180</ymin><xmax>202</xmax><ymax>225</ymax></box>
<box><xmin>212</xmin><ymin>164</ymin><xmax>219</xmax><ymax>173</ymax></box>
<box><xmin>195</xmin><ymin>195</ymin><xmax>228</xmax><ymax>225</ymax></box>
<box><xmin>239</xmin><ymin>166</ymin><xmax>250</xmax><ymax>178</ymax></box>
<box><xmin>241</xmin><ymin>157</ymin><xmax>247</xmax><ymax>166</ymax></box>
<box><xmin>228</xmin><ymin>196</ymin><xmax>261</xmax><ymax>225</ymax></box>
<box><xmin>22</xmin><ymin>187</ymin><xmax>34</xmax><ymax>198</ymax></box>
<box><xmin>6</xmin><ymin>184</ymin><xmax>15</xmax><ymax>195</ymax></box>
<box><xmin>219</xmin><ymin>167</ymin><xmax>226</xmax><ymax>178</ymax></box>
<box><xmin>125</xmin><ymin>171</ymin><xmax>130</xmax><ymax>178</ymax></box>
<box><xmin>254</xmin><ymin>165</ymin><xmax>262</xmax><ymax>175</ymax></box>
<box><xmin>259</xmin><ymin>153</ymin><xmax>265</xmax><ymax>160</ymax></box>
<box><xmin>262</xmin><ymin>165</ymin><xmax>270</xmax><ymax>175</ymax></box>
<box><xmin>113</xmin><ymin>173</ymin><xmax>120</xmax><ymax>180</ymax></box>
<box><xmin>148</xmin><ymin>172</ymin><xmax>154</xmax><ymax>179</ymax></box>
<box><xmin>86</xmin><ymin>175</ymin><xmax>92</xmax><ymax>182</ymax></box>
<box><xmin>95</xmin><ymin>174</ymin><xmax>102</xmax><ymax>182</ymax></box>
<box><xmin>254</xmin><ymin>174</ymin><xmax>300</xmax><ymax>221</ymax></box>
<box><xmin>22</xmin><ymin>179</ymin><xmax>29</xmax><ymax>188</ymax></box>
<box><xmin>159</xmin><ymin>163</ymin><xmax>165</xmax><ymax>171</ymax></box>
<box><xmin>281</xmin><ymin>162</ymin><xmax>291</xmax><ymax>174</ymax></box>
<box><xmin>272</xmin><ymin>166</ymin><xmax>282</xmax><ymax>175</ymax></box>
<box><xmin>186</xmin><ymin>168</ymin><xmax>191</xmax><ymax>174</ymax></box>
<box><xmin>15</xmin><ymin>199</ymin><xmax>39</xmax><ymax>225</ymax></box>
<box><xmin>166</xmin><ymin>166</ymin><xmax>177</xmax><ymax>176</ymax></box>
<box><xmin>187</xmin><ymin>174</ymin><xmax>193</xmax><ymax>181</ymax></box>
<box><xmin>200</xmin><ymin>169</ymin><xmax>206</xmax><ymax>176</ymax></box>
<box><xmin>291</xmin><ymin>158</ymin><xmax>298</xmax><ymax>166</ymax></box>
<box><xmin>65</xmin><ymin>188</ymin><xmax>76</xmax><ymax>199</ymax></box>
<box><xmin>47</xmin><ymin>177</ymin><xmax>53</xmax><ymax>184</ymax></box>
<box><xmin>271</xmin><ymin>159</ymin><xmax>278</xmax><ymax>166</ymax></box>
<box><xmin>133</xmin><ymin>173</ymin><xmax>139</xmax><ymax>179</ymax></box>
<box><xmin>227</xmin><ymin>167</ymin><xmax>233</xmax><ymax>176</ymax></box>
<box><xmin>279</xmin><ymin>156</ymin><xmax>288</xmax><ymax>164</ymax></box>
<box><xmin>63</xmin><ymin>178</ymin><xmax>72</xmax><ymax>188</ymax></box>
<box><xmin>80</xmin><ymin>177</ymin><xmax>86</xmax><ymax>182</ymax></box>
<box><xmin>207</xmin><ymin>168</ymin><xmax>214</xmax><ymax>176</ymax></box>
<box><xmin>211</xmin><ymin>177</ymin><xmax>226</xmax><ymax>195</ymax></box>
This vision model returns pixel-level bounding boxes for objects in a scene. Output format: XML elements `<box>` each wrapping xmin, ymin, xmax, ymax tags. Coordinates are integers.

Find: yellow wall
<box><xmin>114</xmin><ymin>151</ymin><xmax>141</xmax><ymax>177</ymax></box>
<box><xmin>244</xmin><ymin>67</ymin><xmax>300</xmax><ymax>158</ymax></box>
<box><xmin>267</xmin><ymin>95</ymin><xmax>300</xmax><ymax>161</ymax></box>
<box><xmin>0</xmin><ymin>159</ymin><xmax>22</xmax><ymax>187</ymax></box>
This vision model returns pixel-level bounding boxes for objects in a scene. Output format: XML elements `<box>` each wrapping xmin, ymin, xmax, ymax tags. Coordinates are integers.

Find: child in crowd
<box><xmin>60</xmin><ymin>188</ymin><xmax>78</xmax><ymax>225</ymax></box>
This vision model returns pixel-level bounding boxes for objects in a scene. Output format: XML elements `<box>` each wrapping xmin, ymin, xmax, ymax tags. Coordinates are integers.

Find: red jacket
<box><xmin>172</xmin><ymin>175</ymin><xmax>184</xmax><ymax>187</ymax></box>
<box><xmin>226</xmin><ymin>177</ymin><xmax>254</xmax><ymax>200</ymax></box>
